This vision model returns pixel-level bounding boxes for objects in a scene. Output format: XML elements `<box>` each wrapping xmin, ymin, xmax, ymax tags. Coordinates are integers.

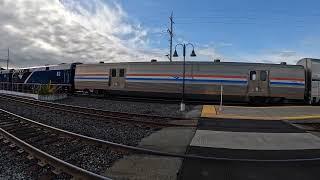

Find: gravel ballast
<box><xmin>0</xmin><ymin>96</ymin><xmax>192</xmax><ymax>179</ymax></box>
<box><xmin>0</xmin><ymin>97</ymin><xmax>159</xmax><ymax>179</ymax></box>
<box><xmin>56</xmin><ymin>96</ymin><xmax>194</xmax><ymax>118</ymax></box>
<box><xmin>0</xmin><ymin>143</ymin><xmax>71</xmax><ymax>179</ymax></box>
<box><xmin>0</xmin><ymin>99</ymin><xmax>156</xmax><ymax>146</ymax></box>
<box><xmin>25</xmin><ymin>135</ymin><xmax>124</xmax><ymax>175</ymax></box>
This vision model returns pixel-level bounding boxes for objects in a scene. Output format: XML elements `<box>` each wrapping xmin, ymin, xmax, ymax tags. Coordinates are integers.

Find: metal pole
<box><xmin>11</xmin><ymin>73</ymin><xmax>13</xmax><ymax>91</ymax></box>
<box><xmin>219</xmin><ymin>84</ymin><xmax>223</xmax><ymax>112</ymax></box>
<box><xmin>180</xmin><ymin>44</ymin><xmax>186</xmax><ymax>111</ymax></box>
<box><xmin>169</xmin><ymin>12</ymin><xmax>173</xmax><ymax>62</ymax></box>
<box><xmin>7</xmin><ymin>48</ymin><xmax>9</xmax><ymax>70</ymax></box>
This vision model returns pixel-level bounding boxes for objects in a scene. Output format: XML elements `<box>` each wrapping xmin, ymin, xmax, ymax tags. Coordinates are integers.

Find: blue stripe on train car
<box><xmin>270</xmin><ymin>82</ymin><xmax>305</xmax><ymax>86</ymax></box>
<box><xmin>126</xmin><ymin>78</ymin><xmax>248</xmax><ymax>84</ymax></box>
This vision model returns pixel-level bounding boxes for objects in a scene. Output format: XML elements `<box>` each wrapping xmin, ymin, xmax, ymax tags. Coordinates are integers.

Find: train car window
<box><xmin>119</xmin><ymin>69</ymin><xmax>125</xmax><ymax>77</ymax></box>
<box><xmin>111</xmin><ymin>69</ymin><xmax>117</xmax><ymax>77</ymax></box>
<box><xmin>260</xmin><ymin>71</ymin><xmax>267</xmax><ymax>81</ymax></box>
<box><xmin>250</xmin><ymin>71</ymin><xmax>257</xmax><ymax>80</ymax></box>
<box><xmin>46</xmin><ymin>67</ymin><xmax>49</xmax><ymax>71</ymax></box>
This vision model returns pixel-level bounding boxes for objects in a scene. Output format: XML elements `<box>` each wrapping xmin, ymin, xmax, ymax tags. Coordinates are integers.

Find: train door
<box><xmin>248</xmin><ymin>70</ymin><xmax>269</xmax><ymax>97</ymax></box>
<box><xmin>109</xmin><ymin>68</ymin><xmax>126</xmax><ymax>88</ymax></box>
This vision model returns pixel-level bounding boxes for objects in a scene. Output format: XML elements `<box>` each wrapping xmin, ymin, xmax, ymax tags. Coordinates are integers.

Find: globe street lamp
<box><xmin>173</xmin><ymin>43</ymin><xmax>196</xmax><ymax>111</ymax></box>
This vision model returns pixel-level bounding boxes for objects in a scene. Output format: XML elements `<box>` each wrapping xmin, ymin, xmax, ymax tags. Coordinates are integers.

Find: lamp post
<box><xmin>173</xmin><ymin>43</ymin><xmax>196</xmax><ymax>111</ymax></box>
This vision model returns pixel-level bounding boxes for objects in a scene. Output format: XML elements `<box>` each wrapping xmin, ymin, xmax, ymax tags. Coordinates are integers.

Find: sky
<box><xmin>0</xmin><ymin>0</ymin><xmax>320</xmax><ymax>68</ymax></box>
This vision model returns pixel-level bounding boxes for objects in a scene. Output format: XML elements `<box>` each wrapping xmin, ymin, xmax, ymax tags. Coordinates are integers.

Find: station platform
<box><xmin>201</xmin><ymin>104</ymin><xmax>320</xmax><ymax>121</ymax></box>
<box><xmin>179</xmin><ymin>118</ymin><xmax>320</xmax><ymax>180</ymax></box>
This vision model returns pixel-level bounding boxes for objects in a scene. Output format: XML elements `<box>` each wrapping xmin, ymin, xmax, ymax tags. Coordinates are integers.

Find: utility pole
<box><xmin>0</xmin><ymin>48</ymin><xmax>10</xmax><ymax>70</ymax></box>
<box><xmin>168</xmin><ymin>12</ymin><xmax>174</xmax><ymax>62</ymax></box>
<box><xmin>7</xmin><ymin>48</ymin><xmax>9</xmax><ymax>70</ymax></box>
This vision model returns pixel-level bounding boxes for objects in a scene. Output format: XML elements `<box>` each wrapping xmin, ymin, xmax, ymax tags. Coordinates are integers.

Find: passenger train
<box><xmin>0</xmin><ymin>58</ymin><xmax>320</xmax><ymax>104</ymax></box>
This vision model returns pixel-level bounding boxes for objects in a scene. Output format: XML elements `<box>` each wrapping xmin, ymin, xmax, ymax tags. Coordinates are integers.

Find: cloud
<box><xmin>195</xmin><ymin>47</ymin><xmax>224</xmax><ymax>61</ymax></box>
<box><xmin>231</xmin><ymin>50</ymin><xmax>308</xmax><ymax>64</ymax></box>
<box><xmin>0</xmin><ymin>0</ymin><xmax>165</xmax><ymax>68</ymax></box>
<box><xmin>191</xmin><ymin>46</ymin><xmax>308</xmax><ymax>64</ymax></box>
<box><xmin>0</xmin><ymin>0</ymin><xmax>311</xmax><ymax>68</ymax></box>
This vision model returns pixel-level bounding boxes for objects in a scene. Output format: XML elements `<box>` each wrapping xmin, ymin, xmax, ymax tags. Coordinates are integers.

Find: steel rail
<box><xmin>0</xmin><ymin>126</ymin><xmax>111</xmax><ymax>180</ymax></box>
<box><xmin>1</xmin><ymin>94</ymin><xmax>184</xmax><ymax>119</ymax></box>
<box><xmin>72</xmin><ymin>93</ymin><xmax>306</xmax><ymax>106</ymax></box>
<box><xmin>0</xmin><ymin>94</ymin><xmax>196</xmax><ymax>127</ymax></box>
<box><xmin>2</xmin><ymin>108</ymin><xmax>320</xmax><ymax>163</ymax></box>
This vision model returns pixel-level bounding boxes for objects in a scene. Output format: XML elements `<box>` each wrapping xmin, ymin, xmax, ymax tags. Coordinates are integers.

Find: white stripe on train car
<box><xmin>24</xmin><ymin>71</ymin><xmax>35</xmax><ymax>84</ymax></box>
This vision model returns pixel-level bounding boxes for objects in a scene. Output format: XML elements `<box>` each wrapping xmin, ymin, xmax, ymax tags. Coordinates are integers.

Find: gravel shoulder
<box><xmin>56</xmin><ymin>96</ymin><xmax>194</xmax><ymax>118</ymax></box>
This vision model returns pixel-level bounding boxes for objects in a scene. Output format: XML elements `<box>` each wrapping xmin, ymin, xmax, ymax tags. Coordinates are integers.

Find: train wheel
<box><xmin>249</xmin><ymin>97</ymin><xmax>267</xmax><ymax>105</ymax></box>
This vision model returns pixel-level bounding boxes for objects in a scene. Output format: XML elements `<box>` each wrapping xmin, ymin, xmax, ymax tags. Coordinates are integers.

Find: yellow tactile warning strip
<box><xmin>210</xmin><ymin>114</ymin><xmax>320</xmax><ymax>121</ymax></box>
<box><xmin>200</xmin><ymin>105</ymin><xmax>320</xmax><ymax>121</ymax></box>
<box><xmin>201</xmin><ymin>105</ymin><xmax>217</xmax><ymax>118</ymax></box>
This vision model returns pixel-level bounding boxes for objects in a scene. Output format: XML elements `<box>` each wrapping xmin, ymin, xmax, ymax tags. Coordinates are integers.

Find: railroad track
<box><xmin>0</xmin><ymin>109</ymin><xmax>111</xmax><ymax>179</ymax></box>
<box><xmin>2</xmin><ymin>108</ymin><xmax>320</xmax><ymax>179</ymax></box>
<box><xmin>73</xmin><ymin>93</ymin><xmax>306</xmax><ymax>106</ymax></box>
<box><xmin>0</xmin><ymin>94</ymin><xmax>197</xmax><ymax>127</ymax></box>
<box><xmin>0</xmin><ymin>109</ymin><xmax>320</xmax><ymax>172</ymax></box>
<box><xmin>0</xmin><ymin>108</ymin><xmax>198</xmax><ymax>179</ymax></box>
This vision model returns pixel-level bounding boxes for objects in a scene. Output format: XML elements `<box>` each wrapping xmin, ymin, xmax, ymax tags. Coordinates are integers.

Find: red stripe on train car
<box><xmin>76</xmin><ymin>73</ymin><xmax>109</xmax><ymax>76</ymax></box>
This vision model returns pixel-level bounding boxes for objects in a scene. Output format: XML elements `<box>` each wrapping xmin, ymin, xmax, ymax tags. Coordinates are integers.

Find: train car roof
<box><xmin>78</xmin><ymin>61</ymin><xmax>304</xmax><ymax>69</ymax></box>
<box><xmin>12</xmin><ymin>63</ymin><xmax>74</xmax><ymax>72</ymax></box>
<box><xmin>298</xmin><ymin>58</ymin><xmax>320</xmax><ymax>63</ymax></box>
<box><xmin>0</xmin><ymin>69</ymin><xmax>14</xmax><ymax>74</ymax></box>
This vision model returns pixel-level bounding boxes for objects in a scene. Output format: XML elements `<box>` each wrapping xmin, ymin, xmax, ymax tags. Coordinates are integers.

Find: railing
<box><xmin>0</xmin><ymin>82</ymin><xmax>71</xmax><ymax>94</ymax></box>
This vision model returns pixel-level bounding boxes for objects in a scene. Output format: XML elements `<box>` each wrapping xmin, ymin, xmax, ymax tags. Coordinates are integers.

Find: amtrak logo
<box><xmin>13</xmin><ymin>69</ymin><xmax>25</xmax><ymax>79</ymax></box>
<box><xmin>172</xmin><ymin>76</ymin><xmax>180</xmax><ymax>79</ymax></box>
<box><xmin>18</xmin><ymin>73</ymin><xmax>23</xmax><ymax>79</ymax></box>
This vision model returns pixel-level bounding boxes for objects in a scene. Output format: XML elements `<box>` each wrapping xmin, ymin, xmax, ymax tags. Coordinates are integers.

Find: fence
<box><xmin>0</xmin><ymin>82</ymin><xmax>71</xmax><ymax>95</ymax></box>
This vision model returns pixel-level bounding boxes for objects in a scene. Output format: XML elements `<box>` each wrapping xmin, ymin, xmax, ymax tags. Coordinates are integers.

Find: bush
<box><xmin>38</xmin><ymin>81</ymin><xmax>55</xmax><ymax>95</ymax></box>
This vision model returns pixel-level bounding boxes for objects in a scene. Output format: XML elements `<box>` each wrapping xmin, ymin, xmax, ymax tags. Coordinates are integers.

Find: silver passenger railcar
<box><xmin>297</xmin><ymin>58</ymin><xmax>320</xmax><ymax>104</ymax></box>
<box><xmin>74</xmin><ymin>61</ymin><xmax>305</xmax><ymax>102</ymax></box>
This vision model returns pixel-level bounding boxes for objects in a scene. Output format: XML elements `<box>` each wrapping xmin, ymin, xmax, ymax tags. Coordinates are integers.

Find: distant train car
<box><xmin>10</xmin><ymin>63</ymin><xmax>77</xmax><ymax>92</ymax></box>
<box><xmin>74</xmin><ymin>61</ymin><xmax>305</xmax><ymax>102</ymax></box>
<box><xmin>297</xmin><ymin>58</ymin><xmax>320</xmax><ymax>104</ymax></box>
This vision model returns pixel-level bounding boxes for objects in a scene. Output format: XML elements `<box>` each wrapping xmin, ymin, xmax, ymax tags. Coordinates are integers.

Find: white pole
<box><xmin>219</xmin><ymin>84</ymin><xmax>223</xmax><ymax>112</ymax></box>
<box><xmin>180</xmin><ymin>102</ymin><xmax>185</xmax><ymax>112</ymax></box>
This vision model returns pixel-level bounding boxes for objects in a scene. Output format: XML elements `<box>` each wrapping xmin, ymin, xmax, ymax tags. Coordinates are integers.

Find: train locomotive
<box><xmin>1</xmin><ymin>58</ymin><xmax>320</xmax><ymax>104</ymax></box>
<box><xmin>0</xmin><ymin>63</ymin><xmax>77</xmax><ymax>93</ymax></box>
